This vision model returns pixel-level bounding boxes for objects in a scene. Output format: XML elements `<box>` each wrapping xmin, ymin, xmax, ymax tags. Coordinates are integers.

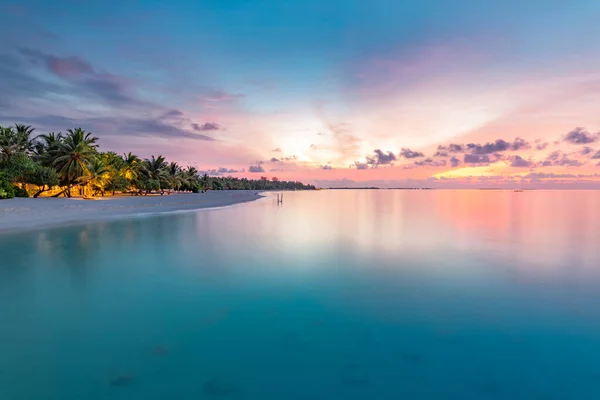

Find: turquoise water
<box><xmin>1</xmin><ymin>190</ymin><xmax>600</xmax><ymax>399</ymax></box>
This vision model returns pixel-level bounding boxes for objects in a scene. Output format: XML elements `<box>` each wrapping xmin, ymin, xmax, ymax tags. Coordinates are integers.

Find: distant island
<box><xmin>0</xmin><ymin>123</ymin><xmax>315</xmax><ymax>200</ymax></box>
<box><xmin>328</xmin><ymin>187</ymin><xmax>435</xmax><ymax>190</ymax></box>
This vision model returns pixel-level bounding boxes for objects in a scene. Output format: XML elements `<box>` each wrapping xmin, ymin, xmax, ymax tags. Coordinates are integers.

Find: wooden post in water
<box><xmin>277</xmin><ymin>193</ymin><xmax>283</xmax><ymax>204</ymax></box>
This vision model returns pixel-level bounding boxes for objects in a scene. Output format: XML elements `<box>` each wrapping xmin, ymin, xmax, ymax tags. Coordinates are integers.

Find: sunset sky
<box><xmin>1</xmin><ymin>0</ymin><xmax>600</xmax><ymax>188</ymax></box>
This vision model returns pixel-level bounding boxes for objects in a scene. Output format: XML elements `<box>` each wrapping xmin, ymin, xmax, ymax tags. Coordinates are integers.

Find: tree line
<box><xmin>0</xmin><ymin>124</ymin><xmax>315</xmax><ymax>199</ymax></box>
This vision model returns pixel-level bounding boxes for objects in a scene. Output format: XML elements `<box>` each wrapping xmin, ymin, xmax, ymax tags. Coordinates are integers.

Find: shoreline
<box><xmin>0</xmin><ymin>191</ymin><xmax>264</xmax><ymax>234</ymax></box>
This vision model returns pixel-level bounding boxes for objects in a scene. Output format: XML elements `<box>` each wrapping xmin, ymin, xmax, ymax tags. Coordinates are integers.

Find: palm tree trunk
<box><xmin>52</xmin><ymin>182</ymin><xmax>84</xmax><ymax>198</ymax></box>
<box><xmin>33</xmin><ymin>185</ymin><xmax>46</xmax><ymax>198</ymax></box>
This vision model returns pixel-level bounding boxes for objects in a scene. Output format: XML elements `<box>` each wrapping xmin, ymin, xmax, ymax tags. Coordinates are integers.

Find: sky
<box><xmin>1</xmin><ymin>0</ymin><xmax>600</xmax><ymax>188</ymax></box>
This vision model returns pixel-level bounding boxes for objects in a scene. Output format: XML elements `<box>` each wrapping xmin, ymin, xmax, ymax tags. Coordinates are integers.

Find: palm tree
<box><xmin>139</xmin><ymin>155</ymin><xmax>168</xmax><ymax>195</ymax></box>
<box><xmin>34</xmin><ymin>132</ymin><xmax>64</xmax><ymax>167</ymax></box>
<box><xmin>52</xmin><ymin>128</ymin><xmax>98</xmax><ymax>197</ymax></box>
<box><xmin>87</xmin><ymin>157</ymin><xmax>111</xmax><ymax>196</ymax></box>
<box><xmin>167</xmin><ymin>161</ymin><xmax>182</xmax><ymax>192</ymax></box>
<box><xmin>14</xmin><ymin>124</ymin><xmax>36</xmax><ymax>155</ymax></box>
<box><xmin>200</xmin><ymin>173</ymin><xmax>211</xmax><ymax>193</ymax></box>
<box><xmin>122</xmin><ymin>152</ymin><xmax>140</xmax><ymax>182</ymax></box>
<box><xmin>0</xmin><ymin>126</ymin><xmax>17</xmax><ymax>165</ymax></box>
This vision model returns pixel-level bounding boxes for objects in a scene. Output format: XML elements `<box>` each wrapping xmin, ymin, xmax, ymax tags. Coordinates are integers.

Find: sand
<box><xmin>0</xmin><ymin>191</ymin><xmax>263</xmax><ymax>233</ymax></box>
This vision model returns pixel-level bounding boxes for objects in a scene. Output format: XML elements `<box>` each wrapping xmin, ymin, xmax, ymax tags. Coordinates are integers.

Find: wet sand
<box><xmin>0</xmin><ymin>191</ymin><xmax>263</xmax><ymax>233</ymax></box>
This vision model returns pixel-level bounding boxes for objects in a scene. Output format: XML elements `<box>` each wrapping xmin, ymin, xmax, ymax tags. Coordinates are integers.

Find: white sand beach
<box><xmin>0</xmin><ymin>191</ymin><xmax>263</xmax><ymax>233</ymax></box>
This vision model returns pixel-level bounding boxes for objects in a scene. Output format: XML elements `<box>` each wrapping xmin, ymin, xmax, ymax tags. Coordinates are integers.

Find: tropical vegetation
<box><xmin>0</xmin><ymin>123</ymin><xmax>315</xmax><ymax>199</ymax></box>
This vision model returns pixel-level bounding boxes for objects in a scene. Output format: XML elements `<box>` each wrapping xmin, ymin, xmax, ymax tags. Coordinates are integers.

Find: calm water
<box><xmin>1</xmin><ymin>190</ymin><xmax>600</xmax><ymax>399</ymax></box>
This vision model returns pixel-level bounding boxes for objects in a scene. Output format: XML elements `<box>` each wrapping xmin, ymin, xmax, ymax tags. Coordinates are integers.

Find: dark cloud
<box><xmin>354</xmin><ymin>161</ymin><xmax>369</xmax><ymax>170</ymax></box>
<box><xmin>509</xmin><ymin>155</ymin><xmax>533</xmax><ymax>168</ymax></box>
<box><xmin>467</xmin><ymin>139</ymin><xmax>510</xmax><ymax>154</ymax></box>
<box><xmin>563</xmin><ymin>127</ymin><xmax>599</xmax><ymax>144</ymax></box>
<box><xmin>18</xmin><ymin>48</ymin><xmax>136</xmax><ymax>106</ymax></box>
<box><xmin>448</xmin><ymin>144</ymin><xmax>464</xmax><ymax>153</ymax></box>
<box><xmin>511</xmin><ymin>137</ymin><xmax>531</xmax><ymax>151</ymax></box>
<box><xmin>113</xmin><ymin>117</ymin><xmax>216</xmax><ymax>141</ymax></box>
<box><xmin>367</xmin><ymin>149</ymin><xmax>397</xmax><ymax>166</ymax></box>
<box><xmin>592</xmin><ymin>150</ymin><xmax>600</xmax><ymax>159</ymax></box>
<box><xmin>248</xmin><ymin>164</ymin><xmax>265</xmax><ymax>173</ymax></box>
<box><xmin>191</xmin><ymin>122</ymin><xmax>221</xmax><ymax>131</ymax></box>
<box><xmin>414</xmin><ymin>158</ymin><xmax>447</xmax><ymax>167</ymax></box>
<box><xmin>272</xmin><ymin>147</ymin><xmax>282</xmax><ymax>152</ymax></box>
<box><xmin>282</xmin><ymin>155</ymin><xmax>298</xmax><ymax>161</ymax></box>
<box><xmin>400</xmin><ymin>148</ymin><xmax>425</xmax><ymax>158</ymax></box>
<box><xmin>581</xmin><ymin>146</ymin><xmax>594</xmax><ymax>155</ymax></box>
<box><xmin>321</xmin><ymin>165</ymin><xmax>333</xmax><ymax>170</ymax></box>
<box><xmin>464</xmin><ymin>154</ymin><xmax>490</xmax><ymax>164</ymax></box>
<box><xmin>443</xmin><ymin>138</ymin><xmax>530</xmax><ymax>156</ymax></box>
<box><xmin>525</xmin><ymin>172</ymin><xmax>578</xmax><ymax>179</ymax></box>
<box><xmin>18</xmin><ymin>48</ymin><xmax>93</xmax><ymax>78</ymax></box>
<box><xmin>201</xmin><ymin>167</ymin><xmax>241</xmax><ymax>176</ymax></box>
<box><xmin>0</xmin><ymin>114</ymin><xmax>215</xmax><ymax>141</ymax></box>
<box><xmin>450</xmin><ymin>157</ymin><xmax>460</xmax><ymax>167</ymax></box>
<box><xmin>433</xmin><ymin>151</ymin><xmax>449</xmax><ymax>157</ymax></box>
<box><xmin>536</xmin><ymin>142</ymin><xmax>549</xmax><ymax>150</ymax></box>
<box><xmin>270</xmin><ymin>157</ymin><xmax>281</xmax><ymax>163</ymax></box>
<box><xmin>162</xmin><ymin>109</ymin><xmax>185</xmax><ymax>118</ymax></box>
<box><xmin>541</xmin><ymin>151</ymin><xmax>584</xmax><ymax>167</ymax></box>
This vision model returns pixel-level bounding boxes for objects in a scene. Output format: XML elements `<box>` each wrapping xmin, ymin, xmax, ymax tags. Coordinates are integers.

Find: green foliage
<box><xmin>13</xmin><ymin>186</ymin><xmax>29</xmax><ymax>197</ymax></box>
<box><xmin>26</xmin><ymin>165</ymin><xmax>60</xmax><ymax>197</ymax></box>
<box><xmin>105</xmin><ymin>175</ymin><xmax>130</xmax><ymax>194</ymax></box>
<box><xmin>0</xmin><ymin>173</ymin><xmax>15</xmax><ymax>199</ymax></box>
<box><xmin>2</xmin><ymin>152</ymin><xmax>36</xmax><ymax>183</ymax></box>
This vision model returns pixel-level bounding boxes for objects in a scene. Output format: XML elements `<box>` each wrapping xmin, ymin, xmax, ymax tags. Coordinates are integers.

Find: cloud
<box><xmin>18</xmin><ymin>48</ymin><xmax>135</xmax><ymax>106</ymax></box>
<box><xmin>509</xmin><ymin>155</ymin><xmax>533</xmax><ymax>168</ymax></box>
<box><xmin>282</xmin><ymin>155</ymin><xmax>298</xmax><ymax>161</ymax></box>
<box><xmin>466</xmin><ymin>139</ymin><xmax>511</xmax><ymax>154</ymax></box>
<box><xmin>309</xmin><ymin>144</ymin><xmax>318</xmax><ymax>150</ymax></box>
<box><xmin>536</xmin><ymin>142</ymin><xmax>549</xmax><ymax>150</ymax></box>
<box><xmin>592</xmin><ymin>150</ymin><xmax>600</xmax><ymax>159</ymax></box>
<box><xmin>248</xmin><ymin>164</ymin><xmax>265</xmax><ymax>173</ymax></box>
<box><xmin>321</xmin><ymin>165</ymin><xmax>333</xmax><ymax>170</ymax></box>
<box><xmin>366</xmin><ymin>149</ymin><xmax>397</xmax><ymax>166</ymax></box>
<box><xmin>201</xmin><ymin>167</ymin><xmax>242</xmax><ymax>175</ymax></box>
<box><xmin>464</xmin><ymin>154</ymin><xmax>490</xmax><ymax>164</ymax></box>
<box><xmin>433</xmin><ymin>150</ymin><xmax>449</xmax><ymax>157</ymax></box>
<box><xmin>525</xmin><ymin>172</ymin><xmax>578</xmax><ymax>179</ymax></box>
<box><xmin>327</xmin><ymin>122</ymin><xmax>362</xmax><ymax>160</ymax></box>
<box><xmin>201</xmin><ymin>89</ymin><xmax>244</xmax><ymax>102</ymax></box>
<box><xmin>447</xmin><ymin>144</ymin><xmax>465</xmax><ymax>153</ymax></box>
<box><xmin>540</xmin><ymin>151</ymin><xmax>584</xmax><ymax>167</ymax></box>
<box><xmin>191</xmin><ymin>122</ymin><xmax>221</xmax><ymax>131</ymax></box>
<box><xmin>270</xmin><ymin>157</ymin><xmax>281</xmax><ymax>162</ymax></box>
<box><xmin>19</xmin><ymin>48</ymin><xmax>93</xmax><ymax>78</ymax></box>
<box><xmin>450</xmin><ymin>157</ymin><xmax>460</xmax><ymax>167</ymax></box>
<box><xmin>511</xmin><ymin>137</ymin><xmax>531</xmax><ymax>151</ymax></box>
<box><xmin>400</xmin><ymin>148</ymin><xmax>425</xmax><ymax>158</ymax></box>
<box><xmin>581</xmin><ymin>146</ymin><xmax>594</xmax><ymax>155</ymax></box>
<box><xmin>0</xmin><ymin>113</ymin><xmax>216</xmax><ymax>141</ymax></box>
<box><xmin>443</xmin><ymin>138</ymin><xmax>531</xmax><ymax>156</ymax></box>
<box><xmin>563</xmin><ymin>127</ymin><xmax>599</xmax><ymax>144</ymax></box>
<box><xmin>414</xmin><ymin>158</ymin><xmax>447</xmax><ymax>167</ymax></box>
<box><xmin>353</xmin><ymin>161</ymin><xmax>369</xmax><ymax>170</ymax></box>
<box><xmin>272</xmin><ymin>147</ymin><xmax>282</xmax><ymax>152</ymax></box>
<box><xmin>162</xmin><ymin>109</ymin><xmax>185</xmax><ymax>119</ymax></box>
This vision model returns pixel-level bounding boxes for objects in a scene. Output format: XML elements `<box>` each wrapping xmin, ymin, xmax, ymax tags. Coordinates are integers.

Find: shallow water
<box><xmin>1</xmin><ymin>190</ymin><xmax>600</xmax><ymax>399</ymax></box>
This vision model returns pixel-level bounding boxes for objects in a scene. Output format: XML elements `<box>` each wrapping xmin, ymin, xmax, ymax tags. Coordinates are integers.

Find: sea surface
<box><xmin>1</xmin><ymin>190</ymin><xmax>600</xmax><ymax>399</ymax></box>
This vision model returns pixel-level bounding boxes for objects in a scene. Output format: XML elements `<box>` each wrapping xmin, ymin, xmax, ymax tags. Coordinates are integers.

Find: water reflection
<box><xmin>1</xmin><ymin>190</ymin><xmax>600</xmax><ymax>399</ymax></box>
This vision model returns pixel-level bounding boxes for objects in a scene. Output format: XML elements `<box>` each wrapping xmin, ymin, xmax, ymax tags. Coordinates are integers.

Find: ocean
<box><xmin>1</xmin><ymin>190</ymin><xmax>600</xmax><ymax>399</ymax></box>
